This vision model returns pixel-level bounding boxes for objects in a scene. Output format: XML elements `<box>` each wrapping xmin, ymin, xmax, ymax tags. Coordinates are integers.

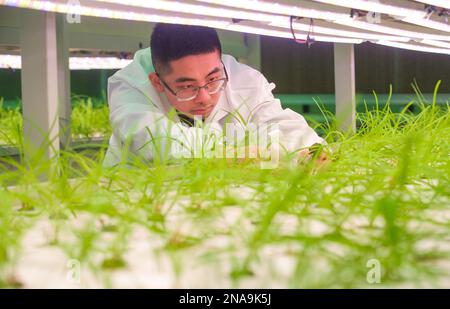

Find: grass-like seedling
<box><xmin>0</xmin><ymin>82</ymin><xmax>449</xmax><ymax>288</ymax></box>
<box><xmin>70</xmin><ymin>95</ymin><xmax>112</xmax><ymax>140</ymax></box>
<box><xmin>0</xmin><ymin>98</ymin><xmax>23</xmax><ymax>147</ymax></box>
<box><xmin>0</xmin><ymin>96</ymin><xmax>111</xmax><ymax>146</ymax></box>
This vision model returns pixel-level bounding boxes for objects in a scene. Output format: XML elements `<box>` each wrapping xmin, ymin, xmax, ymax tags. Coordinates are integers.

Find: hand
<box><xmin>297</xmin><ymin>144</ymin><xmax>331</xmax><ymax>169</ymax></box>
<box><xmin>225</xmin><ymin>145</ymin><xmax>262</xmax><ymax>164</ymax></box>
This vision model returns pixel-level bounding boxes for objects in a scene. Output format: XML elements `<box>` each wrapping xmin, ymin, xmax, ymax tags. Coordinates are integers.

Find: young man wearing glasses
<box><xmin>104</xmin><ymin>23</ymin><xmax>327</xmax><ymax>167</ymax></box>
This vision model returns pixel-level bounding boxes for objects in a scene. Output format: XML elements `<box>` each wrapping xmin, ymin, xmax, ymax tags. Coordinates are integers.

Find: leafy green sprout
<box><xmin>0</xmin><ymin>81</ymin><xmax>449</xmax><ymax>288</ymax></box>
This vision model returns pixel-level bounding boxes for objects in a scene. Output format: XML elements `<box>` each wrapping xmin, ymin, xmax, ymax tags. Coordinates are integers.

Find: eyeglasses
<box><xmin>156</xmin><ymin>63</ymin><xmax>229</xmax><ymax>102</ymax></box>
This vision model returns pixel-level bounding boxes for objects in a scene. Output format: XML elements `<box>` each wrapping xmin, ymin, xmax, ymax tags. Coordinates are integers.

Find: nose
<box><xmin>194</xmin><ymin>86</ymin><xmax>211</xmax><ymax>105</ymax></box>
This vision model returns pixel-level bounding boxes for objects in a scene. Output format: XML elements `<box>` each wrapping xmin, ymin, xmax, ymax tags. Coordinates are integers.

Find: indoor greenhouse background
<box><xmin>0</xmin><ymin>0</ymin><xmax>449</xmax><ymax>288</ymax></box>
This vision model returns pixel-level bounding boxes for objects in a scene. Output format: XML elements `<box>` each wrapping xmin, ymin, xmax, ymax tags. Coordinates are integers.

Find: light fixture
<box><xmin>420</xmin><ymin>39</ymin><xmax>450</xmax><ymax>49</ymax></box>
<box><xmin>401</xmin><ymin>16</ymin><xmax>450</xmax><ymax>33</ymax></box>
<box><xmin>226</xmin><ymin>23</ymin><xmax>363</xmax><ymax>44</ymax></box>
<box><xmin>312</xmin><ymin>0</ymin><xmax>450</xmax><ymax>32</ymax></box>
<box><xmin>1</xmin><ymin>0</ymin><xmax>449</xmax><ymax>54</ymax></box>
<box><xmin>0</xmin><ymin>54</ymin><xmax>21</xmax><ymax>69</ymax></box>
<box><xmin>334</xmin><ymin>19</ymin><xmax>450</xmax><ymax>41</ymax></box>
<box><xmin>269</xmin><ymin>19</ymin><xmax>411</xmax><ymax>42</ymax></box>
<box><xmin>99</xmin><ymin>0</ymin><xmax>412</xmax><ymax>43</ymax></box>
<box><xmin>376</xmin><ymin>40</ymin><xmax>450</xmax><ymax>55</ymax></box>
<box><xmin>96</xmin><ymin>0</ymin><xmax>289</xmax><ymax>24</ymax></box>
<box><xmin>311</xmin><ymin>0</ymin><xmax>427</xmax><ymax>18</ymax></box>
<box><xmin>194</xmin><ymin>0</ymin><xmax>351</xmax><ymax>21</ymax></box>
<box><xmin>195</xmin><ymin>0</ymin><xmax>450</xmax><ymax>43</ymax></box>
<box><xmin>0</xmin><ymin>0</ymin><xmax>231</xmax><ymax>29</ymax></box>
<box><xmin>70</xmin><ymin>56</ymin><xmax>132</xmax><ymax>70</ymax></box>
<box><xmin>413</xmin><ymin>0</ymin><xmax>450</xmax><ymax>10</ymax></box>
<box><xmin>0</xmin><ymin>0</ymin><xmax>362</xmax><ymax>44</ymax></box>
<box><xmin>0</xmin><ymin>55</ymin><xmax>133</xmax><ymax>70</ymax></box>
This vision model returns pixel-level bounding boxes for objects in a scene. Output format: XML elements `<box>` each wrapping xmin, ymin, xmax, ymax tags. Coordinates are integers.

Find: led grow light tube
<box><xmin>420</xmin><ymin>39</ymin><xmax>450</xmax><ymax>49</ymax></box>
<box><xmin>193</xmin><ymin>0</ymin><xmax>351</xmax><ymax>21</ymax></box>
<box><xmin>311</xmin><ymin>0</ymin><xmax>426</xmax><ymax>18</ymax></box>
<box><xmin>70</xmin><ymin>56</ymin><xmax>132</xmax><ymax>69</ymax></box>
<box><xmin>269</xmin><ymin>19</ymin><xmax>411</xmax><ymax>42</ymax></box>
<box><xmin>0</xmin><ymin>54</ymin><xmax>21</xmax><ymax>69</ymax></box>
<box><xmin>0</xmin><ymin>0</ymin><xmax>362</xmax><ymax>44</ymax></box>
<box><xmin>0</xmin><ymin>55</ymin><xmax>132</xmax><ymax>70</ymax></box>
<box><xmin>1</xmin><ymin>0</ymin><xmax>449</xmax><ymax>53</ymax></box>
<box><xmin>334</xmin><ymin>19</ymin><xmax>450</xmax><ymax>41</ymax></box>
<box><xmin>99</xmin><ymin>0</ymin><xmax>410</xmax><ymax>42</ymax></box>
<box><xmin>95</xmin><ymin>0</ymin><xmax>289</xmax><ymax>24</ymax></box>
<box><xmin>401</xmin><ymin>16</ymin><xmax>450</xmax><ymax>33</ymax></box>
<box><xmin>312</xmin><ymin>0</ymin><xmax>450</xmax><ymax>32</ymax></box>
<box><xmin>376</xmin><ymin>40</ymin><xmax>450</xmax><ymax>55</ymax></box>
<box><xmin>0</xmin><ymin>0</ymin><xmax>230</xmax><ymax>29</ymax></box>
<box><xmin>226</xmin><ymin>23</ymin><xmax>363</xmax><ymax>44</ymax></box>
<box><xmin>413</xmin><ymin>0</ymin><xmax>450</xmax><ymax>10</ymax></box>
<box><xmin>194</xmin><ymin>0</ymin><xmax>450</xmax><ymax>41</ymax></box>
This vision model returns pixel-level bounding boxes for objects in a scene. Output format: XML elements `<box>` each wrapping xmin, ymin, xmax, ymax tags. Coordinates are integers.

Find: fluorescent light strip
<box><xmin>194</xmin><ymin>0</ymin><xmax>350</xmax><ymax>21</ymax></box>
<box><xmin>312</xmin><ymin>0</ymin><xmax>426</xmax><ymax>18</ymax></box>
<box><xmin>0</xmin><ymin>55</ymin><xmax>132</xmax><ymax>69</ymax></box>
<box><xmin>420</xmin><ymin>39</ymin><xmax>450</xmax><ymax>49</ymax></box>
<box><xmin>99</xmin><ymin>0</ymin><xmax>410</xmax><ymax>42</ymax></box>
<box><xmin>414</xmin><ymin>0</ymin><xmax>450</xmax><ymax>10</ymax></box>
<box><xmin>0</xmin><ymin>0</ymin><xmax>362</xmax><ymax>44</ymax></box>
<box><xmin>0</xmin><ymin>54</ymin><xmax>21</xmax><ymax>69</ymax></box>
<box><xmin>269</xmin><ymin>20</ymin><xmax>411</xmax><ymax>42</ymax></box>
<box><xmin>376</xmin><ymin>40</ymin><xmax>450</xmax><ymax>55</ymax></box>
<box><xmin>96</xmin><ymin>0</ymin><xmax>289</xmax><ymax>24</ymax></box>
<box><xmin>0</xmin><ymin>0</ymin><xmax>230</xmax><ymax>28</ymax></box>
<box><xmin>1</xmin><ymin>0</ymin><xmax>448</xmax><ymax>53</ymax></box>
<box><xmin>312</xmin><ymin>0</ymin><xmax>450</xmax><ymax>33</ymax></box>
<box><xmin>195</xmin><ymin>0</ymin><xmax>450</xmax><ymax>42</ymax></box>
<box><xmin>335</xmin><ymin>19</ymin><xmax>450</xmax><ymax>41</ymax></box>
<box><xmin>402</xmin><ymin>16</ymin><xmax>450</xmax><ymax>33</ymax></box>
<box><xmin>226</xmin><ymin>23</ymin><xmax>363</xmax><ymax>44</ymax></box>
<box><xmin>70</xmin><ymin>57</ymin><xmax>132</xmax><ymax>70</ymax></box>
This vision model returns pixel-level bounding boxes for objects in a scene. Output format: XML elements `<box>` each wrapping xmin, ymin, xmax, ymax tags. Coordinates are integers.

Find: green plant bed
<box><xmin>3</xmin><ymin>89</ymin><xmax>448</xmax><ymax>147</ymax></box>
<box><xmin>0</xmin><ymin>83</ymin><xmax>449</xmax><ymax>288</ymax></box>
<box><xmin>0</xmin><ymin>96</ymin><xmax>111</xmax><ymax>146</ymax></box>
<box><xmin>275</xmin><ymin>91</ymin><xmax>449</xmax><ymax>115</ymax></box>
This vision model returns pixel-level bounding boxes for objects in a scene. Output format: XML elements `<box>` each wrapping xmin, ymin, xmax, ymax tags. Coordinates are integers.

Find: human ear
<box><xmin>149</xmin><ymin>72</ymin><xmax>164</xmax><ymax>93</ymax></box>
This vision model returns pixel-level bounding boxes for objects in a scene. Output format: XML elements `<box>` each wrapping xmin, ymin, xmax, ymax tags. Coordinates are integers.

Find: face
<box><xmin>149</xmin><ymin>50</ymin><xmax>224</xmax><ymax>118</ymax></box>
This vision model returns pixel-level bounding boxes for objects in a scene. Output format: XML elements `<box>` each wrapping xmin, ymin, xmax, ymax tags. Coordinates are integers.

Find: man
<box><xmin>103</xmin><ymin>23</ymin><xmax>326</xmax><ymax>167</ymax></box>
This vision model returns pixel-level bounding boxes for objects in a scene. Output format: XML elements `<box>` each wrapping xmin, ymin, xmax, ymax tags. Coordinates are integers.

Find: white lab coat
<box><xmin>103</xmin><ymin>48</ymin><xmax>324</xmax><ymax>167</ymax></box>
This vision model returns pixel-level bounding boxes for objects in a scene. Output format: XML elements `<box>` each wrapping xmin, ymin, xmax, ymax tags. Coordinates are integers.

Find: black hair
<box><xmin>150</xmin><ymin>23</ymin><xmax>222</xmax><ymax>75</ymax></box>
